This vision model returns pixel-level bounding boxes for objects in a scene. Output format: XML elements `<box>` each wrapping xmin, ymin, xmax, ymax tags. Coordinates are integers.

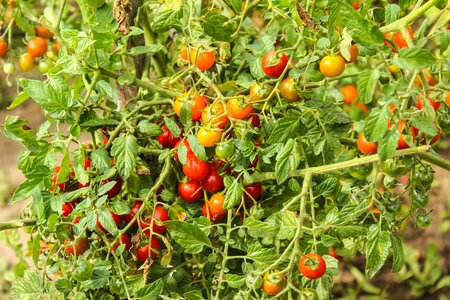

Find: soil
<box><xmin>0</xmin><ymin>78</ymin><xmax>449</xmax><ymax>299</ymax></box>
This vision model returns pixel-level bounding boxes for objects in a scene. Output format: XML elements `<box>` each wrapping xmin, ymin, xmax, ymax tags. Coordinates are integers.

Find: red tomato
<box><xmin>262</xmin><ymin>270</ymin><xmax>286</xmax><ymax>296</ymax></box>
<box><xmin>280</xmin><ymin>78</ymin><xmax>299</xmax><ymax>102</ymax></box>
<box><xmin>244</xmin><ymin>183</ymin><xmax>263</xmax><ymax>207</ymax></box>
<box><xmin>101</xmin><ymin>176</ymin><xmax>123</xmax><ymax>198</ymax></box>
<box><xmin>417</xmin><ymin>95</ymin><xmax>440</xmax><ymax>111</ymax></box>
<box><xmin>201</xmin><ymin>103</ymin><xmax>228</xmax><ymax>129</ymax></box>
<box><xmin>27</xmin><ymin>37</ymin><xmax>48</xmax><ymax>58</ymax></box>
<box><xmin>226</xmin><ymin>97</ymin><xmax>253</xmax><ymax>120</ymax></box>
<box><xmin>97</xmin><ymin>209</ymin><xmax>122</xmax><ymax>233</ymax></box>
<box><xmin>341</xmin><ymin>85</ymin><xmax>358</xmax><ymax>105</ymax></box>
<box><xmin>329</xmin><ymin>248</ymin><xmax>340</xmax><ymax>260</ymax></box>
<box><xmin>178</xmin><ymin>181</ymin><xmax>203</xmax><ymax>202</ymax></box>
<box><xmin>112</xmin><ymin>233</ymin><xmax>131</xmax><ymax>252</ymax></box>
<box><xmin>190</xmin><ymin>49</ymin><xmax>216</xmax><ymax>70</ymax></box>
<box><xmin>298</xmin><ymin>253</ymin><xmax>327</xmax><ymax>279</ymax></box>
<box><xmin>183</xmin><ymin>153</ymin><xmax>210</xmax><ymax>181</ymax></box>
<box><xmin>123</xmin><ymin>201</ymin><xmax>143</xmax><ymax>227</ymax></box>
<box><xmin>19</xmin><ymin>53</ymin><xmax>35</xmax><ymax>71</ymax></box>
<box><xmin>351</xmin><ymin>1</ymin><xmax>360</xmax><ymax>9</ymax></box>
<box><xmin>35</xmin><ymin>24</ymin><xmax>54</xmax><ymax>39</ymax></box>
<box><xmin>397</xmin><ymin>121</ymin><xmax>416</xmax><ymax>150</ymax></box>
<box><xmin>64</xmin><ymin>237</ymin><xmax>89</xmax><ymax>255</ymax></box>
<box><xmin>384</xmin><ymin>27</ymin><xmax>413</xmax><ymax>51</ymax></box>
<box><xmin>51</xmin><ymin>166</ymin><xmax>67</xmax><ymax>192</ymax></box>
<box><xmin>357</xmin><ymin>133</ymin><xmax>378</xmax><ymax>155</ymax></box>
<box><xmin>201</xmin><ymin>163</ymin><xmax>224</xmax><ymax>193</ymax></box>
<box><xmin>0</xmin><ymin>38</ymin><xmax>8</xmax><ymax>57</ymax></box>
<box><xmin>261</xmin><ymin>51</ymin><xmax>289</xmax><ymax>78</ymax></box>
<box><xmin>202</xmin><ymin>194</ymin><xmax>227</xmax><ymax>222</ymax></box>
<box><xmin>320</xmin><ymin>55</ymin><xmax>345</xmax><ymax>77</ymax></box>
<box><xmin>62</xmin><ymin>202</ymin><xmax>75</xmax><ymax>217</ymax></box>
<box><xmin>137</xmin><ymin>236</ymin><xmax>160</xmax><ymax>261</ymax></box>
<box><xmin>197</xmin><ymin>126</ymin><xmax>222</xmax><ymax>148</ymax></box>
<box><xmin>141</xmin><ymin>205</ymin><xmax>170</xmax><ymax>236</ymax></box>
<box><xmin>174</xmin><ymin>92</ymin><xmax>207</xmax><ymax>122</ymax></box>
<box><xmin>248</xmin><ymin>113</ymin><xmax>261</xmax><ymax>127</ymax></box>
<box><xmin>158</xmin><ymin>124</ymin><xmax>181</xmax><ymax>148</ymax></box>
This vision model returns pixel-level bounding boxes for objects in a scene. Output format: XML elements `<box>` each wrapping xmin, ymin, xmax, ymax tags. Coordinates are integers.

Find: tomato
<box><xmin>261</xmin><ymin>51</ymin><xmax>289</xmax><ymax>78</ymax></box>
<box><xmin>226</xmin><ymin>97</ymin><xmax>253</xmax><ymax>119</ymax></box>
<box><xmin>417</xmin><ymin>95</ymin><xmax>440</xmax><ymax>112</ymax></box>
<box><xmin>201</xmin><ymin>103</ymin><xmax>228</xmax><ymax>129</ymax></box>
<box><xmin>380</xmin><ymin>158</ymin><xmax>408</xmax><ymax>178</ymax></box>
<box><xmin>397</xmin><ymin>121</ymin><xmax>416</xmax><ymax>150</ymax></box>
<box><xmin>349</xmin><ymin>163</ymin><xmax>373</xmax><ymax>179</ymax></box>
<box><xmin>183</xmin><ymin>153</ymin><xmax>210</xmax><ymax>181</ymax></box>
<box><xmin>341</xmin><ymin>85</ymin><xmax>358</xmax><ymax>105</ymax></box>
<box><xmin>248</xmin><ymin>113</ymin><xmax>261</xmax><ymax>127</ymax></box>
<box><xmin>340</xmin><ymin>44</ymin><xmax>359</xmax><ymax>63</ymax></box>
<box><xmin>357</xmin><ymin>133</ymin><xmax>377</xmax><ymax>155</ymax></box>
<box><xmin>319</xmin><ymin>55</ymin><xmax>345</xmax><ymax>77</ymax></box>
<box><xmin>298</xmin><ymin>253</ymin><xmax>326</xmax><ymax>280</ymax></box>
<box><xmin>38</xmin><ymin>60</ymin><xmax>52</xmax><ymax>73</ymax></box>
<box><xmin>202</xmin><ymin>193</ymin><xmax>227</xmax><ymax>222</ymax></box>
<box><xmin>197</xmin><ymin>126</ymin><xmax>222</xmax><ymax>147</ymax></box>
<box><xmin>446</xmin><ymin>92</ymin><xmax>450</xmax><ymax>108</ymax></box>
<box><xmin>19</xmin><ymin>53</ymin><xmax>35</xmax><ymax>71</ymax></box>
<box><xmin>413</xmin><ymin>164</ymin><xmax>434</xmax><ymax>191</ymax></box>
<box><xmin>201</xmin><ymin>163</ymin><xmax>224</xmax><ymax>193</ymax></box>
<box><xmin>64</xmin><ymin>237</ymin><xmax>89</xmax><ymax>255</ymax></box>
<box><xmin>102</xmin><ymin>176</ymin><xmax>123</xmax><ymax>198</ymax></box>
<box><xmin>352</xmin><ymin>1</ymin><xmax>360</xmax><ymax>10</ymax></box>
<box><xmin>137</xmin><ymin>236</ymin><xmax>160</xmax><ymax>261</ymax></box>
<box><xmin>27</xmin><ymin>37</ymin><xmax>48</xmax><ymax>58</ymax></box>
<box><xmin>244</xmin><ymin>183</ymin><xmax>263</xmax><ymax>207</ymax></box>
<box><xmin>112</xmin><ymin>233</ymin><xmax>131</xmax><ymax>252</ymax></box>
<box><xmin>123</xmin><ymin>201</ymin><xmax>143</xmax><ymax>227</ymax></box>
<box><xmin>389</xmin><ymin>64</ymin><xmax>401</xmax><ymax>74</ymax></box>
<box><xmin>0</xmin><ymin>38</ymin><xmax>8</xmax><ymax>57</ymax></box>
<box><xmin>6</xmin><ymin>0</ymin><xmax>16</xmax><ymax>7</ymax></box>
<box><xmin>384</xmin><ymin>27</ymin><xmax>413</xmax><ymax>51</ymax></box>
<box><xmin>329</xmin><ymin>248</ymin><xmax>340</xmax><ymax>260</ymax></box>
<box><xmin>262</xmin><ymin>270</ymin><xmax>286</xmax><ymax>296</ymax></box>
<box><xmin>174</xmin><ymin>139</ymin><xmax>193</xmax><ymax>161</ymax></box>
<box><xmin>178</xmin><ymin>181</ymin><xmax>203</xmax><ymax>202</ymax></box>
<box><xmin>215</xmin><ymin>141</ymin><xmax>234</xmax><ymax>159</ymax></box>
<box><xmin>280</xmin><ymin>78</ymin><xmax>299</xmax><ymax>102</ymax></box>
<box><xmin>3</xmin><ymin>62</ymin><xmax>14</xmax><ymax>74</ymax></box>
<box><xmin>52</xmin><ymin>40</ymin><xmax>62</xmax><ymax>55</ymax></box>
<box><xmin>414</xmin><ymin>69</ymin><xmax>436</xmax><ymax>88</ymax></box>
<box><xmin>141</xmin><ymin>205</ymin><xmax>170</xmax><ymax>235</ymax></box>
<box><xmin>249</xmin><ymin>82</ymin><xmax>272</xmax><ymax>102</ymax></box>
<box><xmin>51</xmin><ymin>166</ymin><xmax>67</xmax><ymax>192</ymax></box>
<box><xmin>35</xmin><ymin>24</ymin><xmax>54</xmax><ymax>39</ymax></box>
<box><xmin>62</xmin><ymin>202</ymin><xmax>75</xmax><ymax>217</ymax></box>
<box><xmin>189</xmin><ymin>49</ymin><xmax>216</xmax><ymax>71</ymax></box>
<box><xmin>97</xmin><ymin>209</ymin><xmax>122</xmax><ymax>233</ymax></box>
<box><xmin>179</xmin><ymin>45</ymin><xmax>189</xmax><ymax>61</ymax></box>
<box><xmin>174</xmin><ymin>92</ymin><xmax>207</xmax><ymax>122</ymax></box>
<box><xmin>158</xmin><ymin>125</ymin><xmax>181</xmax><ymax>148</ymax></box>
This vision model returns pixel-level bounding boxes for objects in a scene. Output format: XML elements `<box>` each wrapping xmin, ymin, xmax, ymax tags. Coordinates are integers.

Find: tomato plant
<box><xmin>1</xmin><ymin>0</ymin><xmax>450</xmax><ymax>299</ymax></box>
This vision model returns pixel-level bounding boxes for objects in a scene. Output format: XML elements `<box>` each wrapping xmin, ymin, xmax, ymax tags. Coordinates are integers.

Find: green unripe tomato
<box><xmin>411</xmin><ymin>188</ymin><xmax>429</xmax><ymax>207</ymax></box>
<box><xmin>380</xmin><ymin>158</ymin><xmax>408</xmax><ymax>178</ymax></box>
<box><xmin>300</xmin><ymin>288</ymin><xmax>319</xmax><ymax>300</ymax></box>
<box><xmin>412</xmin><ymin>164</ymin><xmax>434</xmax><ymax>191</ymax></box>
<box><xmin>349</xmin><ymin>163</ymin><xmax>373</xmax><ymax>180</ymax></box>
<box><xmin>85</xmin><ymin>0</ymin><xmax>105</xmax><ymax>8</ymax></box>
<box><xmin>245</xmin><ymin>271</ymin><xmax>262</xmax><ymax>289</ymax></box>
<box><xmin>416</xmin><ymin>209</ymin><xmax>432</xmax><ymax>228</ymax></box>
<box><xmin>215</xmin><ymin>141</ymin><xmax>234</xmax><ymax>159</ymax></box>
<box><xmin>3</xmin><ymin>62</ymin><xmax>14</xmax><ymax>74</ymax></box>
<box><xmin>38</xmin><ymin>60</ymin><xmax>52</xmax><ymax>73</ymax></box>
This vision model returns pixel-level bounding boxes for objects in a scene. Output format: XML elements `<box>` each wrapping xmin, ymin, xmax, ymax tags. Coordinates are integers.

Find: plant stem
<box><xmin>214</xmin><ymin>209</ymin><xmax>233</xmax><ymax>299</ymax></box>
<box><xmin>380</xmin><ymin>0</ymin><xmax>441</xmax><ymax>33</ymax></box>
<box><xmin>0</xmin><ymin>219</ymin><xmax>36</xmax><ymax>231</ymax></box>
<box><xmin>248</xmin><ymin>145</ymin><xmax>431</xmax><ymax>183</ymax></box>
<box><xmin>141</xmin><ymin>10</ymin><xmax>166</xmax><ymax>77</ymax></box>
<box><xmin>419</xmin><ymin>152</ymin><xmax>450</xmax><ymax>171</ymax></box>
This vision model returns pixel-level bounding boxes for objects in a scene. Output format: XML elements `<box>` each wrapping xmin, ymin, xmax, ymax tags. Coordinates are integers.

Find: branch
<box><xmin>296</xmin><ymin>1</ymin><xmax>317</xmax><ymax>30</ymax></box>
<box><xmin>419</xmin><ymin>152</ymin><xmax>450</xmax><ymax>172</ymax></box>
<box><xmin>0</xmin><ymin>219</ymin><xmax>36</xmax><ymax>231</ymax></box>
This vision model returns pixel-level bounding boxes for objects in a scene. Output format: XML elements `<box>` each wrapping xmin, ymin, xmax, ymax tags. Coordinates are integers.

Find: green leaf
<box><xmin>79</xmin><ymin>118</ymin><xmax>119</xmax><ymax>128</ymax></box>
<box><xmin>411</xmin><ymin>114</ymin><xmax>438</xmax><ymax>136</ymax></box>
<box><xmin>187</xmin><ymin>135</ymin><xmax>207</xmax><ymax>162</ymax></box>
<box><xmin>137</xmin><ymin>120</ymin><xmax>162</xmax><ymax>136</ymax></box>
<box><xmin>80</xmin><ymin>262</ymin><xmax>111</xmax><ymax>290</ymax></box>
<box><xmin>202</xmin><ymin>12</ymin><xmax>233</xmax><ymax>42</ymax></box>
<box><xmin>225</xmin><ymin>274</ymin><xmax>246</xmax><ymax>288</ymax></box>
<box><xmin>11</xmin><ymin>270</ymin><xmax>44</xmax><ymax>299</ymax></box>
<box><xmin>364</xmin><ymin>106</ymin><xmax>390</xmax><ymax>142</ymax></box>
<box><xmin>357</xmin><ymin>69</ymin><xmax>380</xmax><ymax>104</ymax></box>
<box><xmin>165</xmin><ymin>221</ymin><xmax>212</xmax><ymax>254</ymax></box>
<box><xmin>55</xmin><ymin>278</ymin><xmax>73</xmax><ymax>293</ymax></box>
<box><xmin>98</xmin><ymin>207</ymin><xmax>118</xmax><ymax>234</ymax></box>
<box><xmin>278</xmin><ymin>211</ymin><xmax>297</xmax><ymax>240</ymax></box>
<box><xmin>73</xmin><ymin>149</ymin><xmax>89</xmax><ymax>185</ymax></box>
<box><xmin>243</xmin><ymin>217</ymin><xmax>279</xmax><ymax>238</ymax></box>
<box><xmin>268</xmin><ymin>116</ymin><xmax>301</xmax><ymax>143</ymax></box>
<box><xmin>275</xmin><ymin>139</ymin><xmax>295</xmax><ymax>184</ymax></box>
<box><xmin>91</xmin><ymin>148</ymin><xmax>112</xmax><ymax>172</ymax></box>
<box><xmin>164</xmin><ymin>117</ymin><xmax>181</xmax><ymax>138</ymax></box>
<box><xmin>3</xmin><ymin>116</ymin><xmax>41</xmax><ymax>152</ymax></box>
<box><xmin>385</xmin><ymin>4</ymin><xmax>401</xmax><ymax>24</ymax></box>
<box><xmin>111</xmin><ymin>134</ymin><xmax>138</xmax><ymax>180</ymax></box>
<box><xmin>328</xmin><ymin>0</ymin><xmax>385</xmax><ymax>47</ymax></box>
<box><xmin>365</xmin><ymin>225</ymin><xmax>391</xmax><ymax>279</ymax></box>
<box><xmin>391</xmin><ymin>236</ymin><xmax>405</xmax><ymax>273</ymax></box>
<box><xmin>152</xmin><ymin>6</ymin><xmax>182</xmax><ymax>32</ymax></box>
<box><xmin>129</xmin><ymin>45</ymin><xmax>163</xmax><ymax>56</ymax></box>
<box><xmin>246</xmin><ymin>245</ymin><xmax>278</xmax><ymax>264</ymax></box>
<box><xmin>394</xmin><ymin>47</ymin><xmax>436</xmax><ymax>69</ymax></box>
<box><xmin>378</xmin><ymin>129</ymin><xmax>400</xmax><ymax>161</ymax></box>
<box><xmin>135</xmin><ymin>279</ymin><xmax>163</xmax><ymax>299</ymax></box>
<box><xmin>74</xmin><ymin>260</ymin><xmax>93</xmax><ymax>281</ymax></box>
<box><xmin>224</xmin><ymin>176</ymin><xmax>243</xmax><ymax>209</ymax></box>
<box><xmin>8</xmin><ymin>92</ymin><xmax>30</xmax><ymax>110</ymax></box>
<box><xmin>399</xmin><ymin>0</ymin><xmax>415</xmax><ymax>10</ymax></box>
<box><xmin>314</xmin><ymin>177</ymin><xmax>341</xmax><ymax>198</ymax></box>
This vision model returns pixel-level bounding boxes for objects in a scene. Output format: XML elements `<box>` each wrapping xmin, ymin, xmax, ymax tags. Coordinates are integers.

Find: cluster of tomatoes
<box><xmin>1</xmin><ymin>1</ymin><xmax>61</xmax><ymax>74</ymax></box>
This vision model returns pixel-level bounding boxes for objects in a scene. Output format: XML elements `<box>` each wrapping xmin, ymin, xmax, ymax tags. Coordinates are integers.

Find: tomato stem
<box><xmin>0</xmin><ymin>219</ymin><xmax>36</xmax><ymax>231</ymax></box>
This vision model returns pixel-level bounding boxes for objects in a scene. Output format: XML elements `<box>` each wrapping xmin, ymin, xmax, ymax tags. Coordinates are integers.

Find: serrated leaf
<box><xmin>152</xmin><ymin>7</ymin><xmax>182</xmax><ymax>32</ymax></box>
<box><xmin>268</xmin><ymin>117</ymin><xmax>301</xmax><ymax>143</ymax></box>
<box><xmin>391</xmin><ymin>235</ymin><xmax>405</xmax><ymax>273</ymax></box>
<box><xmin>187</xmin><ymin>135</ymin><xmax>207</xmax><ymax>161</ymax></box>
<box><xmin>73</xmin><ymin>149</ymin><xmax>89</xmax><ymax>185</ymax></box>
<box><xmin>365</xmin><ymin>225</ymin><xmax>391</xmax><ymax>279</ymax></box>
<box><xmin>364</xmin><ymin>106</ymin><xmax>390</xmax><ymax>142</ymax></box>
<box><xmin>202</xmin><ymin>12</ymin><xmax>233</xmax><ymax>42</ymax></box>
<box><xmin>385</xmin><ymin>4</ymin><xmax>401</xmax><ymax>24</ymax></box>
<box><xmin>135</xmin><ymin>279</ymin><xmax>163</xmax><ymax>299</ymax></box>
<box><xmin>275</xmin><ymin>139</ymin><xmax>295</xmax><ymax>184</ymax></box>
<box><xmin>225</xmin><ymin>274</ymin><xmax>245</xmax><ymax>288</ymax></box>
<box><xmin>394</xmin><ymin>47</ymin><xmax>436</xmax><ymax>70</ymax></box>
<box><xmin>165</xmin><ymin>221</ymin><xmax>212</xmax><ymax>254</ymax></box>
<box><xmin>3</xmin><ymin>116</ymin><xmax>41</xmax><ymax>152</ymax></box>
<box><xmin>244</xmin><ymin>217</ymin><xmax>279</xmax><ymax>238</ymax></box>
<box><xmin>378</xmin><ymin>129</ymin><xmax>400</xmax><ymax>161</ymax></box>
<box><xmin>357</xmin><ymin>69</ymin><xmax>380</xmax><ymax>104</ymax></box>
<box><xmin>111</xmin><ymin>134</ymin><xmax>138</xmax><ymax>180</ymax></box>
<box><xmin>137</xmin><ymin>120</ymin><xmax>162</xmax><ymax>136</ymax></box>
<box><xmin>11</xmin><ymin>271</ymin><xmax>44</xmax><ymax>299</ymax></box>
<box><xmin>98</xmin><ymin>207</ymin><xmax>117</xmax><ymax>234</ymax></box>
<box><xmin>129</xmin><ymin>45</ymin><xmax>163</xmax><ymax>56</ymax></box>
<box><xmin>91</xmin><ymin>148</ymin><xmax>112</xmax><ymax>172</ymax></box>
<box><xmin>164</xmin><ymin>117</ymin><xmax>181</xmax><ymax>138</ymax></box>
<box><xmin>224</xmin><ymin>177</ymin><xmax>243</xmax><ymax>209</ymax></box>
<box><xmin>246</xmin><ymin>245</ymin><xmax>278</xmax><ymax>263</ymax></box>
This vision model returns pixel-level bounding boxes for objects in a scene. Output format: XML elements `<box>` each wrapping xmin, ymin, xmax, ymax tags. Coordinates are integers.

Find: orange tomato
<box><xmin>197</xmin><ymin>126</ymin><xmax>222</xmax><ymax>147</ymax></box>
<box><xmin>280</xmin><ymin>78</ymin><xmax>299</xmax><ymax>102</ymax></box>
<box><xmin>0</xmin><ymin>38</ymin><xmax>8</xmax><ymax>57</ymax></box>
<box><xmin>226</xmin><ymin>97</ymin><xmax>253</xmax><ymax>119</ymax></box>
<box><xmin>341</xmin><ymin>85</ymin><xmax>358</xmax><ymax>104</ymax></box>
<box><xmin>319</xmin><ymin>55</ymin><xmax>345</xmax><ymax>77</ymax></box>
<box><xmin>18</xmin><ymin>53</ymin><xmax>35</xmax><ymax>71</ymax></box>
<box><xmin>27</xmin><ymin>37</ymin><xmax>48</xmax><ymax>58</ymax></box>
<box><xmin>36</xmin><ymin>24</ymin><xmax>54</xmax><ymax>39</ymax></box>
<box><xmin>352</xmin><ymin>1</ymin><xmax>360</xmax><ymax>9</ymax></box>
<box><xmin>190</xmin><ymin>49</ymin><xmax>216</xmax><ymax>71</ymax></box>
<box><xmin>414</xmin><ymin>69</ymin><xmax>436</xmax><ymax>88</ymax></box>
<box><xmin>52</xmin><ymin>40</ymin><xmax>62</xmax><ymax>55</ymax></box>
<box><xmin>340</xmin><ymin>44</ymin><xmax>359</xmax><ymax>63</ymax></box>
<box><xmin>174</xmin><ymin>92</ymin><xmax>207</xmax><ymax>121</ymax></box>
<box><xmin>201</xmin><ymin>103</ymin><xmax>229</xmax><ymax>128</ymax></box>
